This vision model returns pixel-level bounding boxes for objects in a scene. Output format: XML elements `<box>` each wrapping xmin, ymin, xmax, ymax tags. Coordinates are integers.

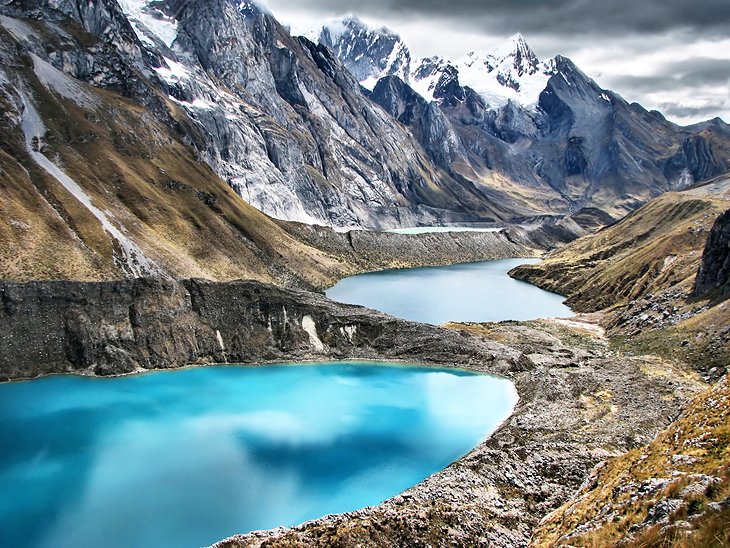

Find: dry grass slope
<box><xmin>509</xmin><ymin>190</ymin><xmax>730</xmax><ymax>313</ymax></box>
<box><xmin>532</xmin><ymin>375</ymin><xmax>730</xmax><ymax>547</ymax></box>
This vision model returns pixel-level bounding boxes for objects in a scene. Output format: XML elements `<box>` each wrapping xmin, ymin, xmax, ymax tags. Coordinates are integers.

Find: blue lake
<box><xmin>0</xmin><ymin>362</ymin><xmax>517</xmax><ymax>548</ymax></box>
<box><xmin>326</xmin><ymin>258</ymin><xmax>573</xmax><ymax>324</ymax></box>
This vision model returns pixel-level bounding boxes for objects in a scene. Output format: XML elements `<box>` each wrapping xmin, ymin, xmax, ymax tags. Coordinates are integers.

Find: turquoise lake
<box><xmin>326</xmin><ymin>258</ymin><xmax>573</xmax><ymax>324</ymax></box>
<box><xmin>0</xmin><ymin>362</ymin><xmax>517</xmax><ymax>548</ymax></box>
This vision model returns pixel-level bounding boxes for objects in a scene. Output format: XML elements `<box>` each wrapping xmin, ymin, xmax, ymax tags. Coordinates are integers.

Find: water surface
<box><xmin>0</xmin><ymin>362</ymin><xmax>516</xmax><ymax>548</ymax></box>
<box><xmin>326</xmin><ymin>258</ymin><xmax>572</xmax><ymax>324</ymax></box>
<box><xmin>386</xmin><ymin>226</ymin><xmax>502</xmax><ymax>235</ymax></box>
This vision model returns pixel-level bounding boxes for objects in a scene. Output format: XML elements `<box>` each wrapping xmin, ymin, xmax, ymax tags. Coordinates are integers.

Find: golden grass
<box><xmin>511</xmin><ymin>192</ymin><xmax>730</xmax><ymax>313</ymax></box>
<box><xmin>531</xmin><ymin>376</ymin><xmax>730</xmax><ymax>547</ymax></box>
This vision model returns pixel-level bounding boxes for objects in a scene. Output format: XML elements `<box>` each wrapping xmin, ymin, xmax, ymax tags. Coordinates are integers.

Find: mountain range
<box><xmin>1</xmin><ymin>0</ymin><xmax>729</xmax><ymax>275</ymax></box>
<box><xmin>312</xmin><ymin>15</ymin><xmax>730</xmax><ymax>226</ymax></box>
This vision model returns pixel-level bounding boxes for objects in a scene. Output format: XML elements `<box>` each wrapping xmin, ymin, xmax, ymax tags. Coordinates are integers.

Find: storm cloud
<box><xmin>257</xmin><ymin>0</ymin><xmax>730</xmax><ymax>124</ymax></box>
<box><xmin>280</xmin><ymin>0</ymin><xmax>730</xmax><ymax>37</ymax></box>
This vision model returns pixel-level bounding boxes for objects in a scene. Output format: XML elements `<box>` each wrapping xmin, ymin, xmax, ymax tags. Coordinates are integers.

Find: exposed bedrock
<box><xmin>693</xmin><ymin>208</ymin><xmax>730</xmax><ymax>299</ymax></box>
<box><xmin>0</xmin><ymin>278</ymin><xmax>522</xmax><ymax>381</ymax></box>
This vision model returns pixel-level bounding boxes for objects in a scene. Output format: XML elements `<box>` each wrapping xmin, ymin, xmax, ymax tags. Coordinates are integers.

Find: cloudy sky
<box><xmin>255</xmin><ymin>0</ymin><xmax>730</xmax><ymax>125</ymax></box>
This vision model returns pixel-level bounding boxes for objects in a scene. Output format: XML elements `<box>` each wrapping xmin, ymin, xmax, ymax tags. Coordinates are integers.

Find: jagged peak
<box><xmin>321</xmin><ymin>13</ymin><xmax>402</xmax><ymax>42</ymax></box>
<box><xmin>463</xmin><ymin>33</ymin><xmax>540</xmax><ymax>73</ymax></box>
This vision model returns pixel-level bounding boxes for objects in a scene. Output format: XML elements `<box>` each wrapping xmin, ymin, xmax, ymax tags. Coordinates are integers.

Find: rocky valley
<box><xmin>1</xmin><ymin>1</ymin><xmax>729</xmax><ymax>547</ymax></box>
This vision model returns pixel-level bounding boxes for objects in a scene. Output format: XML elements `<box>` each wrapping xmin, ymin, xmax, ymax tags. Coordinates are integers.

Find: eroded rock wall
<box><xmin>0</xmin><ymin>278</ymin><xmax>521</xmax><ymax>381</ymax></box>
<box><xmin>694</xmin><ymin>208</ymin><xmax>730</xmax><ymax>298</ymax></box>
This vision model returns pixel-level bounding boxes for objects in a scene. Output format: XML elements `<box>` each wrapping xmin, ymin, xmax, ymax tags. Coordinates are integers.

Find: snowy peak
<box><xmin>311</xmin><ymin>20</ymin><xmax>555</xmax><ymax>109</ymax></box>
<box><xmin>461</xmin><ymin>32</ymin><xmax>541</xmax><ymax>87</ymax></box>
<box><xmin>314</xmin><ymin>15</ymin><xmax>411</xmax><ymax>90</ymax></box>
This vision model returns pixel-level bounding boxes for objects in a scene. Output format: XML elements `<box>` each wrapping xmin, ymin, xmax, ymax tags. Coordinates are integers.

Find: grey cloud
<box><xmin>669</xmin><ymin>58</ymin><xmax>730</xmax><ymax>85</ymax></box>
<box><xmin>604</xmin><ymin>58</ymin><xmax>730</xmax><ymax>93</ymax></box>
<box><xmin>659</xmin><ymin>103</ymin><xmax>726</xmax><ymax>120</ymax></box>
<box><xmin>603</xmin><ymin>75</ymin><xmax>685</xmax><ymax>94</ymax></box>
<box><xmin>291</xmin><ymin>0</ymin><xmax>730</xmax><ymax>37</ymax></box>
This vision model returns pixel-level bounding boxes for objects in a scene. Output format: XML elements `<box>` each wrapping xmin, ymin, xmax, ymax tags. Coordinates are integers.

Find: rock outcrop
<box><xmin>694</xmin><ymin>208</ymin><xmax>730</xmax><ymax>298</ymax></box>
<box><xmin>0</xmin><ymin>278</ymin><xmax>521</xmax><ymax>381</ymax></box>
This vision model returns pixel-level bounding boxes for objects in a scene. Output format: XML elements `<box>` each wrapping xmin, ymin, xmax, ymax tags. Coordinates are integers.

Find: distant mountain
<box><xmin>311</xmin><ymin>16</ymin><xmax>730</xmax><ymax>224</ymax></box>
<box><xmin>316</xmin><ymin>15</ymin><xmax>410</xmax><ymax>90</ymax></box>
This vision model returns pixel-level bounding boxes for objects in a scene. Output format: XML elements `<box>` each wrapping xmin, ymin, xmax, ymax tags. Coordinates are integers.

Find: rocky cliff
<box><xmin>693</xmin><ymin>208</ymin><xmax>730</xmax><ymax>299</ymax></box>
<box><xmin>0</xmin><ymin>278</ymin><xmax>521</xmax><ymax>381</ymax></box>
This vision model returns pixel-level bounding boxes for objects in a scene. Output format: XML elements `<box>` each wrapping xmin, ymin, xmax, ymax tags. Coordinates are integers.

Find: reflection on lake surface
<box><xmin>326</xmin><ymin>258</ymin><xmax>573</xmax><ymax>325</ymax></box>
<box><xmin>0</xmin><ymin>362</ymin><xmax>517</xmax><ymax>548</ymax></box>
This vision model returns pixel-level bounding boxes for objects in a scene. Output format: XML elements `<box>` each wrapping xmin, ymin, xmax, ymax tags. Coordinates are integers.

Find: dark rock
<box><xmin>694</xmin><ymin>208</ymin><xmax>730</xmax><ymax>298</ymax></box>
<box><xmin>0</xmin><ymin>278</ymin><xmax>520</xmax><ymax>380</ymax></box>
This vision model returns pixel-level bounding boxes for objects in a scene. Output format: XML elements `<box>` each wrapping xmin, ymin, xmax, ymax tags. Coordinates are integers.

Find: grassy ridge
<box><xmin>509</xmin><ymin>190</ymin><xmax>729</xmax><ymax>313</ymax></box>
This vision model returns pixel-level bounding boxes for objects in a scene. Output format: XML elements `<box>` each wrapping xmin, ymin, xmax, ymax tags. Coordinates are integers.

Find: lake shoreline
<box><xmin>0</xmin><ymin>276</ymin><xmax>701</xmax><ymax>547</ymax></box>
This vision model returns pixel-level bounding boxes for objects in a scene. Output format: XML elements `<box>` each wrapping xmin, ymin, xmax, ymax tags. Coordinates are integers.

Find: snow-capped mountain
<box><xmin>411</xmin><ymin>34</ymin><xmax>556</xmax><ymax>109</ymax></box>
<box><xmin>1</xmin><ymin>0</ymin><xmax>728</xmax><ymax>239</ymax></box>
<box><xmin>310</xmin><ymin>18</ymin><xmax>555</xmax><ymax>109</ymax></box>
<box><xmin>312</xmin><ymin>16</ymin><xmax>730</xmax><ymax>222</ymax></box>
<box><xmin>315</xmin><ymin>15</ymin><xmax>410</xmax><ymax>90</ymax></box>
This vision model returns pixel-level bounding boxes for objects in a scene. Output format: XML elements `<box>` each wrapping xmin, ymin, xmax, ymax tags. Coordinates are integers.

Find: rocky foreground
<box><xmin>215</xmin><ymin>317</ymin><xmax>705</xmax><ymax>548</ymax></box>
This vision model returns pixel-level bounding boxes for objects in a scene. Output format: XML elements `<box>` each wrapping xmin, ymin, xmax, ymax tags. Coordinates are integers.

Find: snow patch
<box><xmin>154</xmin><ymin>57</ymin><xmax>190</xmax><ymax>82</ymax></box>
<box><xmin>340</xmin><ymin>325</ymin><xmax>357</xmax><ymax>342</ymax></box>
<box><xmin>359</xmin><ymin>75</ymin><xmax>380</xmax><ymax>91</ymax></box>
<box><xmin>117</xmin><ymin>0</ymin><xmax>178</xmax><ymax>48</ymax></box>
<box><xmin>170</xmin><ymin>96</ymin><xmax>214</xmax><ymax>110</ymax></box>
<box><xmin>301</xmin><ymin>316</ymin><xmax>325</xmax><ymax>352</ymax></box>
<box><xmin>31</xmin><ymin>54</ymin><xmax>98</xmax><ymax>108</ymax></box>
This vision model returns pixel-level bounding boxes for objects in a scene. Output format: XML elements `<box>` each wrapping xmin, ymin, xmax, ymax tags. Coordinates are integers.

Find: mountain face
<box><xmin>2</xmin><ymin>1</ymin><xmax>728</xmax><ymax>240</ymax></box>
<box><xmin>313</xmin><ymin>17</ymin><xmax>730</xmax><ymax>224</ymax></box>
<box><xmin>316</xmin><ymin>15</ymin><xmax>410</xmax><ymax>90</ymax></box>
<box><xmin>0</xmin><ymin>0</ymin><xmax>514</xmax><ymax>234</ymax></box>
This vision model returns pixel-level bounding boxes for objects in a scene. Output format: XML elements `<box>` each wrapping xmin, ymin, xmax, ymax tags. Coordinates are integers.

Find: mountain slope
<box><xmin>510</xmin><ymin>177</ymin><xmax>730</xmax><ymax>376</ymax></box>
<box><xmin>0</xmin><ymin>24</ymin><xmax>345</xmax><ymax>286</ymax></box>
<box><xmin>0</xmin><ymin>0</ymin><xmax>518</xmax><ymax>231</ymax></box>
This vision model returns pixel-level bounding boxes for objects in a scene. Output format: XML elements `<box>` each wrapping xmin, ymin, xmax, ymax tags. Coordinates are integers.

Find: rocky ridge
<box><xmin>0</xmin><ymin>277</ymin><xmax>524</xmax><ymax>380</ymax></box>
<box><xmin>693</xmin><ymin>207</ymin><xmax>730</xmax><ymax>299</ymax></box>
